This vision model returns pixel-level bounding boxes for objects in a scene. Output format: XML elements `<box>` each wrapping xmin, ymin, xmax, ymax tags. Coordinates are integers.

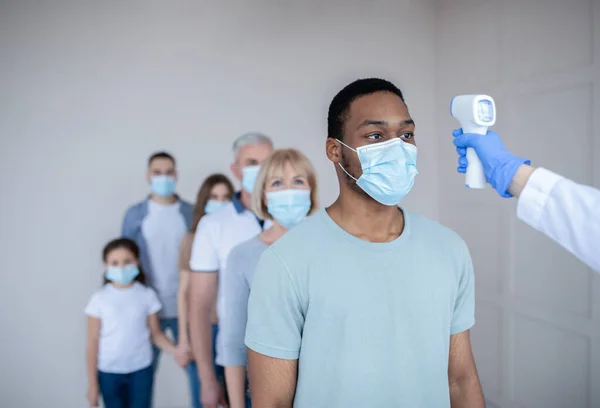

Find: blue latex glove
<box><xmin>452</xmin><ymin>129</ymin><xmax>530</xmax><ymax>197</ymax></box>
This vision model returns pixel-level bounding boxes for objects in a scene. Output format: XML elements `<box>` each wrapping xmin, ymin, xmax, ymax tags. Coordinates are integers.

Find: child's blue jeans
<box><xmin>98</xmin><ymin>365</ymin><xmax>153</xmax><ymax>408</ymax></box>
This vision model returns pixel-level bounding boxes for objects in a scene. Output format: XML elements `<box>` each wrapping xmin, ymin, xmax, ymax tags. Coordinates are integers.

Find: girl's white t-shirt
<box><xmin>85</xmin><ymin>282</ymin><xmax>162</xmax><ymax>374</ymax></box>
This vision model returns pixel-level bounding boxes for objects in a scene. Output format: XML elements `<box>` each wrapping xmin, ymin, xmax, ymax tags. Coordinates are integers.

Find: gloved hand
<box><xmin>452</xmin><ymin>129</ymin><xmax>530</xmax><ymax>197</ymax></box>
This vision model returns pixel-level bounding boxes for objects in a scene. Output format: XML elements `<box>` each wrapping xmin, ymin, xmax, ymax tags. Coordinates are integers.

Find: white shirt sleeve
<box><xmin>517</xmin><ymin>167</ymin><xmax>600</xmax><ymax>273</ymax></box>
<box><xmin>84</xmin><ymin>292</ymin><xmax>102</xmax><ymax>318</ymax></box>
<box><xmin>189</xmin><ymin>216</ymin><xmax>220</xmax><ymax>272</ymax></box>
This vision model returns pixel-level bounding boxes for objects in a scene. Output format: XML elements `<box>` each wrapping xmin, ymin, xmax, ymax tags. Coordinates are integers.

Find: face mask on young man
<box><xmin>150</xmin><ymin>175</ymin><xmax>177</xmax><ymax>197</ymax></box>
<box><xmin>266</xmin><ymin>189</ymin><xmax>312</xmax><ymax>229</ymax></box>
<box><xmin>338</xmin><ymin>138</ymin><xmax>418</xmax><ymax>206</ymax></box>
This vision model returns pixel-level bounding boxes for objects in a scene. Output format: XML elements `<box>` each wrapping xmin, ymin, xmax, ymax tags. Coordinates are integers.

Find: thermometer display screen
<box><xmin>478</xmin><ymin>100</ymin><xmax>494</xmax><ymax>123</ymax></box>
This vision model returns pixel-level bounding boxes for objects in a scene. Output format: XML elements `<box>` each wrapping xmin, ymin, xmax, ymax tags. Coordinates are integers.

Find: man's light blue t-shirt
<box><xmin>245</xmin><ymin>208</ymin><xmax>475</xmax><ymax>408</ymax></box>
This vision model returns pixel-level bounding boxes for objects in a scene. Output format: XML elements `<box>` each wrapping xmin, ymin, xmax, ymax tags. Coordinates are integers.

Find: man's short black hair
<box><xmin>327</xmin><ymin>78</ymin><xmax>405</xmax><ymax>140</ymax></box>
<box><xmin>148</xmin><ymin>151</ymin><xmax>176</xmax><ymax>167</ymax></box>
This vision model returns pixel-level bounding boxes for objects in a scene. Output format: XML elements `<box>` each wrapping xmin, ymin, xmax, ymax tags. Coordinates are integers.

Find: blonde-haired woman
<box><xmin>218</xmin><ymin>148</ymin><xmax>319</xmax><ymax>408</ymax></box>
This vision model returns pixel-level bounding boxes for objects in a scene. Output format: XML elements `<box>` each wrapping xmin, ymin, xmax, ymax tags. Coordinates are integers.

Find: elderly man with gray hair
<box><xmin>189</xmin><ymin>132</ymin><xmax>273</xmax><ymax>408</ymax></box>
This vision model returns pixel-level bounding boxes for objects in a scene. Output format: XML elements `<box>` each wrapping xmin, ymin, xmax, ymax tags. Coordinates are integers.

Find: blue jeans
<box><xmin>98</xmin><ymin>365</ymin><xmax>153</xmax><ymax>408</ymax></box>
<box><xmin>152</xmin><ymin>318</ymin><xmax>224</xmax><ymax>408</ymax></box>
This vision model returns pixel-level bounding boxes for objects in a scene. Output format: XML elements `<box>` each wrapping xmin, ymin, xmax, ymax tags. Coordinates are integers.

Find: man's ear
<box><xmin>325</xmin><ymin>138</ymin><xmax>342</xmax><ymax>163</ymax></box>
<box><xmin>146</xmin><ymin>170</ymin><xmax>152</xmax><ymax>184</ymax></box>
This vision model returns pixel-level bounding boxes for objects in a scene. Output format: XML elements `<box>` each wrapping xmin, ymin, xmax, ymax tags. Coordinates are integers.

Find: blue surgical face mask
<box><xmin>204</xmin><ymin>199</ymin><xmax>229</xmax><ymax>215</ymax></box>
<box><xmin>151</xmin><ymin>175</ymin><xmax>177</xmax><ymax>197</ymax></box>
<box><xmin>338</xmin><ymin>138</ymin><xmax>418</xmax><ymax>206</ymax></box>
<box><xmin>266</xmin><ymin>189</ymin><xmax>312</xmax><ymax>229</ymax></box>
<box><xmin>106</xmin><ymin>264</ymin><xmax>140</xmax><ymax>285</ymax></box>
<box><xmin>242</xmin><ymin>165</ymin><xmax>260</xmax><ymax>193</ymax></box>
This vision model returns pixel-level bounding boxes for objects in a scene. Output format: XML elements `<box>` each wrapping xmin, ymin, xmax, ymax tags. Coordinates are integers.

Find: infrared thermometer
<box><xmin>450</xmin><ymin>95</ymin><xmax>496</xmax><ymax>189</ymax></box>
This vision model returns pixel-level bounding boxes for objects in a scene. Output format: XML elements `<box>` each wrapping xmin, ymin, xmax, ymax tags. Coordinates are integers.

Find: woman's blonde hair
<box><xmin>251</xmin><ymin>148</ymin><xmax>319</xmax><ymax>220</ymax></box>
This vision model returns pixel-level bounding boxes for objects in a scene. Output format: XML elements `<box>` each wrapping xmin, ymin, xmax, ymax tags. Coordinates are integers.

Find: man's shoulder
<box><xmin>124</xmin><ymin>199</ymin><xmax>148</xmax><ymax>217</ymax></box>
<box><xmin>407</xmin><ymin>211</ymin><xmax>468</xmax><ymax>250</ymax></box>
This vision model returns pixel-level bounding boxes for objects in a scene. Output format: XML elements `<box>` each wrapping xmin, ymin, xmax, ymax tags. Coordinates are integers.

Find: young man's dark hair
<box><xmin>148</xmin><ymin>151</ymin><xmax>176</xmax><ymax>167</ymax></box>
<box><xmin>327</xmin><ymin>78</ymin><xmax>405</xmax><ymax>141</ymax></box>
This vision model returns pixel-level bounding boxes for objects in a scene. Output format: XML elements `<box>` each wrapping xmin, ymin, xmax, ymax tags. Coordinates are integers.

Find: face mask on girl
<box><xmin>266</xmin><ymin>189</ymin><xmax>312</xmax><ymax>229</ymax></box>
<box><xmin>106</xmin><ymin>264</ymin><xmax>140</xmax><ymax>285</ymax></box>
<box><xmin>337</xmin><ymin>138</ymin><xmax>418</xmax><ymax>206</ymax></box>
<box><xmin>204</xmin><ymin>199</ymin><xmax>229</xmax><ymax>214</ymax></box>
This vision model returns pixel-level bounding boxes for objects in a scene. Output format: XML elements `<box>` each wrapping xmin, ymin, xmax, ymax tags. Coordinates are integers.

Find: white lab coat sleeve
<box><xmin>517</xmin><ymin>167</ymin><xmax>600</xmax><ymax>273</ymax></box>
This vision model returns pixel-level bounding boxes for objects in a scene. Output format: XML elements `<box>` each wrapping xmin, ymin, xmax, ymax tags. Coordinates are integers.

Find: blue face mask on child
<box><xmin>266</xmin><ymin>189</ymin><xmax>312</xmax><ymax>229</ymax></box>
<box><xmin>204</xmin><ymin>199</ymin><xmax>229</xmax><ymax>214</ymax></box>
<box><xmin>106</xmin><ymin>265</ymin><xmax>140</xmax><ymax>285</ymax></box>
<box><xmin>337</xmin><ymin>138</ymin><xmax>418</xmax><ymax>206</ymax></box>
<box><xmin>242</xmin><ymin>165</ymin><xmax>260</xmax><ymax>194</ymax></box>
<box><xmin>151</xmin><ymin>175</ymin><xmax>177</xmax><ymax>197</ymax></box>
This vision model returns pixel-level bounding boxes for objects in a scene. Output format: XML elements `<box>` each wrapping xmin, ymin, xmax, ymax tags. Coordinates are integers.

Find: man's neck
<box><xmin>327</xmin><ymin>188</ymin><xmax>405</xmax><ymax>243</ymax></box>
<box><xmin>151</xmin><ymin>194</ymin><xmax>177</xmax><ymax>205</ymax></box>
<box><xmin>240</xmin><ymin>190</ymin><xmax>252</xmax><ymax>211</ymax></box>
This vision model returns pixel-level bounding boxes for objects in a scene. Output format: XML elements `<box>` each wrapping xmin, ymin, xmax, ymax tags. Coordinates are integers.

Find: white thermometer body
<box><xmin>450</xmin><ymin>95</ymin><xmax>496</xmax><ymax>189</ymax></box>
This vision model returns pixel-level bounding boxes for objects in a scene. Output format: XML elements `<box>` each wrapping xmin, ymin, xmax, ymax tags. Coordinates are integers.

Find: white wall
<box><xmin>435</xmin><ymin>0</ymin><xmax>600</xmax><ymax>407</ymax></box>
<box><xmin>0</xmin><ymin>1</ymin><xmax>437</xmax><ymax>407</ymax></box>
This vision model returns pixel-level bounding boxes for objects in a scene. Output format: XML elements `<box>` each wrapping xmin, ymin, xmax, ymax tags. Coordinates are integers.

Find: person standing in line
<box><xmin>188</xmin><ymin>132</ymin><xmax>274</xmax><ymax>408</ymax></box>
<box><xmin>219</xmin><ymin>149</ymin><xmax>319</xmax><ymax>408</ymax></box>
<box><xmin>120</xmin><ymin>152</ymin><xmax>193</xmax><ymax>394</ymax></box>
<box><xmin>245</xmin><ymin>78</ymin><xmax>485</xmax><ymax>408</ymax></box>
<box><xmin>177</xmin><ymin>173</ymin><xmax>235</xmax><ymax>408</ymax></box>
<box><xmin>85</xmin><ymin>238</ymin><xmax>182</xmax><ymax>408</ymax></box>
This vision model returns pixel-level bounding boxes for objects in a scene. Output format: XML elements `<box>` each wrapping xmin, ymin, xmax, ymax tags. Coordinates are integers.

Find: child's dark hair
<box><xmin>102</xmin><ymin>238</ymin><xmax>147</xmax><ymax>285</ymax></box>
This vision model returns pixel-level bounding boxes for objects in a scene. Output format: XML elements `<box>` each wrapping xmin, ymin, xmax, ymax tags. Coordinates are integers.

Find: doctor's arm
<box><xmin>453</xmin><ymin>129</ymin><xmax>600</xmax><ymax>273</ymax></box>
<box><xmin>510</xmin><ymin>164</ymin><xmax>600</xmax><ymax>273</ymax></box>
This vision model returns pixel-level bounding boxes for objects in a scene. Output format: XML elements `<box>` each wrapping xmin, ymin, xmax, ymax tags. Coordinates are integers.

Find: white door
<box><xmin>435</xmin><ymin>0</ymin><xmax>600</xmax><ymax>407</ymax></box>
